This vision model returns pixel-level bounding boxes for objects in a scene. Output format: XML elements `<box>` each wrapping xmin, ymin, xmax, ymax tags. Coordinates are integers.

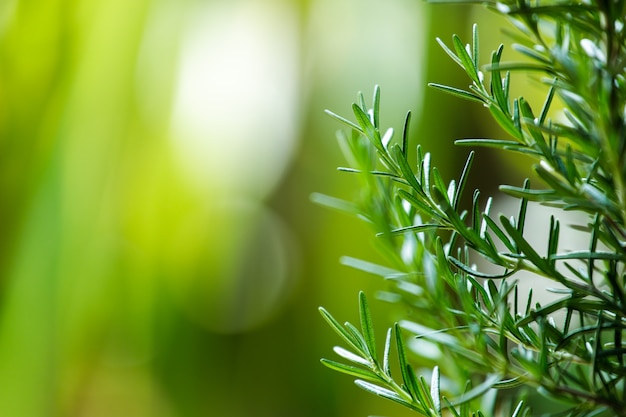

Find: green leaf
<box><xmin>452</xmin><ymin>34</ymin><xmax>480</xmax><ymax>84</ymax></box>
<box><xmin>431</xmin><ymin>366</ymin><xmax>441</xmax><ymax>416</ymax></box>
<box><xmin>488</xmin><ymin>102</ymin><xmax>524</xmax><ymax>141</ymax></box>
<box><xmin>454</xmin><ymin>151</ymin><xmax>474</xmax><ymax>210</ymax></box>
<box><xmin>402</xmin><ymin>111</ymin><xmax>411</xmax><ymax>158</ymax></box>
<box><xmin>511</xmin><ymin>401</ymin><xmax>526</xmax><ymax>417</ymax></box>
<box><xmin>442</xmin><ymin>398</ymin><xmax>462</xmax><ymax>417</ymax></box>
<box><xmin>431</xmin><ymin>168</ymin><xmax>451</xmax><ymax>208</ymax></box>
<box><xmin>493</xmin><ymin>376</ymin><xmax>526</xmax><ymax>389</ymax></box>
<box><xmin>352</xmin><ymin>103</ymin><xmax>382</xmax><ymax>151</ymax></box>
<box><xmin>357</xmin><ymin>91</ymin><xmax>367</xmax><ymax>113</ymax></box>
<box><xmin>345</xmin><ymin>322</ymin><xmax>369</xmax><ymax>354</ymax></box>
<box><xmin>319</xmin><ymin>307</ymin><xmax>366</xmax><ymax>355</ymax></box>
<box><xmin>428</xmin><ymin>83</ymin><xmax>484</xmax><ymax>103</ymax></box>
<box><xmin>340</xmin><ymin>256</ymin><xmax>403</xmax><ymax>278</ymax></box>
<box><xmin>447</xmin><ymin>374</ymin><xmax>502</xmax><ymax>407</ymax></box>
<box><xmin>333</xmin><ymin>346</ymin><xmax>370</xmax><ymax>366</ymax></box>
<box><xmin>484</xmin><ymin>61</ymin><xmax>555</xmax><ymax>74</ymax></box>
<box><xmin>355</xmin><ymin>380</ymin><xmax>424</xmax><ymax>412</ymax></box>
<box><xmin>499</xmin><ymin>185</ymin><xmax>558</xmax><ymax>202</ymax></box>
<box><xmin>386</xmin><ymin>224</ymin><xmax>448</xmax><ymax>235</ymax></box>
<box><xmin>483</xmin><ymin>214</ymin><xmax>517</xmax><ymax>253</ymax></box>
<box><xmin>480</xmin><ymin>196</ymin><xmax>492</xmax><ymax>238</ymax></box>
<box><xmin>400</xmin><ymin>321</ymin><xmax>462</xmax><ymax>349</ymax></box>
<box><xmin>359</xmin><ymin>292</ymin><xmax>378</xmax><ymax>360</ymax></box>
<box><xmin>320</xmin><ymin>359</ymin><xmax>381</xmax><ymax>382</ymax></box>
<box><xmin>419</xmin><ymin>148</ymin><xmax>431</xmax><ymax>194</ymax></box>
<box><xmin>516</xmin><ymin>180</ymin><xmax>530</xmax><ymax>234</ymax></box>
<box><xmin>515</xmin><ymin>296</ymin><xmax>573</xmax><ymax>327</ymax></box>
<box><xmin>372</xmin><ymin>85</ymin><xmax>381</xmax><ymax>128</ymax></box>
<box><xmin>310</xmin><ymin>192</ymin><xmax>360</xmax><ymax>214</ymax></box>
<box><xmin>435</xmin><ymin>37</ymin><xmax>464</xmax><ymax>68</ymax></box>
<box><xmin>538</xmin><ymin>84</ymin><xmax>556</xmax><ymax>125</ymax></box>
<box><xmin>500</xmin><ymin>214</ymin><xmax>556</xmax><ymax>275</ymax></box>
<box><xmin>324</xmin><ymin>109</ymin><xmax>363</xmax><ymax>132</ymax></box>
<box><xmin>549</xmin><ymin>251</ymin><xmax>625</xmax><ymax>261</ymax></box>
<box><xmin>490</xmin><ymin>44</ymin><xmax>509</xmax><ymax>111</ymax></box>
<box><xmin>383</xmin><ymin>328</ymin><xmax>392</xmax><ymax>377</ymax></box>
<box><xmin>392</xmin><ymin>145</ymin><xmax>425</xmax><ymax>197</ymax></box>
<box><xmin>449</xmin><ymin>256</ymin><xmax>514</xmax><ymax>279</ymax></box>
<box><xmin>472</xmin><ymin>24</ymin><xmax>479</xmax><ymax>70</ymax></box>
<box><xmin>395</xmin><ymin>324</ymin><xmax>420</xmax><ymax>401</ymax></box>
<box><xmin>318</xmin><ymin>8</ymin><xmax>626</xmax><ymax>413</ymax></box>
<box><xmin>512</xmin><ymin>43</ymin><xmax>552</xmax><ymax>65</ymax></box>
<box><xmin>336</xmin><ymin>167</ymin><xmax>401</xmax><ymax>180</ymax></box>
<box><xmin>454</xmin><ymin>138</ymin><xmax>525</xmax><ymax>149</ymax></box>
<box><xmin>519</xmin><ymin>98</ymin><xmax>549</xmax><ymax>153</ymax></box>
<box><xmin>398</xmin><ymin>190</ymin><xmax>444</xmax><ymax>221</ymax></box>
<box><xmin>547</xmin><ymin>215</ymin><xmax>559</xmax><ymax>265</ymax></box>
<box><xmin>416</xmin><ymin>375</ymin><xmax>436</xmax><ymax>415</ymax></box>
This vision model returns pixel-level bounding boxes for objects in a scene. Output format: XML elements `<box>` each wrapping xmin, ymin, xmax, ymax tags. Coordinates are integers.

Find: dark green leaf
<box><xmin>386</xmin><ymin>224</ymin><xmax>448</xmax><ymax>235</ymax></box>
<box><xmin>454</xmin><ymin>151</ymin><xmax>474</xmax><ymax>210</ymax></box>
<box><xmin>483</xmin><ymin>214</ymin><xmax>517</xmax><ymax>253</ymax></box>
<box><xmin>455</xmin><ymin>138</ymin><xmax>526</xmax><ymax>149</ymax></box>
<box><xmin>490</xmin><ymin>44</ymin><xmax>509</xmax><ymax>111</ymax></box>
<box><xmin>352</xmin><ymin>103</ymin><xmax>383</xmax><ymax>151</ymax></box>
<box><xmin>449</xmin><ymin>256</ymin><xmax>514</xmax><ymax>279</ymax></box>
<box><xmin>392</xmin><ymin>145</ymin><xmax>425</xmax><ymax>197</ymax></box>
<box><xmin>319</xmin><ymin>307</ymin><xmax>366</xmax><ymax>355</ymax></box>
<box><xmin>359</xmin><ymin>291</ymin><xmax>378</xmax><ymax>360</ymax></box>
<box><xmin>499</xmin><ymin>214</ymin><xmax>554</xmax><ymax>275</ymax></box>
<box><xmin>395</xmin><ymin>324</ymin><xmax>420</xmax><ymax>401</ymax></box>
<box><xmin>452</xmin><ymin>34</ymin><xmax>480</xmax><ymax>84</ymax></box>
<box><xmin>488</xmin><ymin>103</ymin><xmax>524</xmax><ymax>141</ymax></box>
<box><xmin>402</xmin><ymin>111</ymin><xmax>411</xmax><ymax>158</ymax></box>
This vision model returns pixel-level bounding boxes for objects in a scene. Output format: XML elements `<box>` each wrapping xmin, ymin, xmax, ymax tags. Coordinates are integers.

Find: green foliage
<box><xmin>315</xmin><ymin>0</ymin><xmax>626</xmax><ymax>415</ymax></box>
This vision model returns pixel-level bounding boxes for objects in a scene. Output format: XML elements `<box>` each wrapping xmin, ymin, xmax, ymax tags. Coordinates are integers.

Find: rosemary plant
<box><xmin>314</xmin><ymin>0</ymin><xmax>626</xmax><ymax>416</ymax></box>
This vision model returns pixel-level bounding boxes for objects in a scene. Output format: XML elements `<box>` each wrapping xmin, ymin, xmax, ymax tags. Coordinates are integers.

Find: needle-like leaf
<box><xmin>318</xmin><ymin>4</ymin><xmax>626</xmax><ymax>415</ymax></box>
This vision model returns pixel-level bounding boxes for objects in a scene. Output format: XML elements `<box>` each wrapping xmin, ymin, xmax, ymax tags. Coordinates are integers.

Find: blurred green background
<box><xmin>0</xmin><ymin>0</ymin><xmax>521</xmax><ymax>416</ymax></box>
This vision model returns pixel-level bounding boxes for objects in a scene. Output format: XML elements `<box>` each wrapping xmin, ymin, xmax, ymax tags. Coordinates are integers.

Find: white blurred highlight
<box><xmin>170</xmin><ymin>0</ymin><xmax>300</xmax><ymax>198</ymax></box>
